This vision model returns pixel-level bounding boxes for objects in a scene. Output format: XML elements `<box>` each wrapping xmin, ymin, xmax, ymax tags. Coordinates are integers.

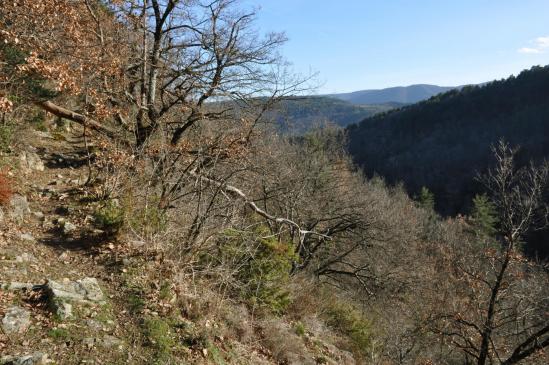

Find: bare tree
<box><xmin>432</xmin><ymin>141</ymin><xmax>549</xmax><ymax>365</ymax></box>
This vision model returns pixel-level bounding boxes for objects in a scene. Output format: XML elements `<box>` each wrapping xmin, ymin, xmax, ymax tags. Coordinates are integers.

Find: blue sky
<box><xmin>243</xmin><ymin>0</ymin><xmax>549</xmax><ymax>93</ymax></box>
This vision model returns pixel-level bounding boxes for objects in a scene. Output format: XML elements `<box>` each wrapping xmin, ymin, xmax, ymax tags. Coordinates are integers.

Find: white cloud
<box><xmin>518</xmin><ymin>47</ymin><xmax>541</xmax><ymax>54</ymax></box>
<box><xmin>518</xmin><ymin>36</ymin><xmax>549</xmax><ymax>54</ymax></box>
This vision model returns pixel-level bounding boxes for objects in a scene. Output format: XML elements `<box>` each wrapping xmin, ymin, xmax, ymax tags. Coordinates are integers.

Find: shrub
<box><xmin>93</xmin><ymin>200</ymin><xmax>124</xmax><ymax>233</ymax></box>
<box><xmin>324</xmin><ymin>301</ymin><xmax>372</xmax><ymax>356</ymax></box>
<box><xmin>0</xmin><ymin>171</ymin><xmax>13</xmax><ymax>206</ymax></box>
<box><xmin>0</xmin><ymin>122</ymin><xmax>14</xmax><ymax>153</ymax></box>
<box><xmin>214</xmin><ymin>226</ymin><xmax>297</xmax><ymax>314</ymax></box>
<box><xmin>143</xmin><ymin>317</ymin><xmax>176</xmax><ymax>362</ymax></box>
<box><xmin>127</xmin><ymin>203</ymin><xmax>166</xmax><ymax>237</ymax></box>
<box><xmin>294</xmin><ymin>321</ymin><xmax>306</xmax><ymax>336</ymax></box>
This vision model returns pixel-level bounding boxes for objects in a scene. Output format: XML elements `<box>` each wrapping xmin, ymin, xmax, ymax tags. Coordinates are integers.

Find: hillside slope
<box><xmin>347</xmin><ymin>65</ymin><xmax>549</xmax><ymax>254</ymax></box>
<box><xmin>272</xmin><ymin>97</ymin><xmax>399</xmax><ymax>132</ymax></box>
<box><xmin>329</xmin><ymin>84</ymin><xmax>455</xmax><ymax>105</ymax></box>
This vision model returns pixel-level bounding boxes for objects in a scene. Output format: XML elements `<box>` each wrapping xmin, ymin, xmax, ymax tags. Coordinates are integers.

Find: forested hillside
<box><xmin>348</xmin><ymin>65</ymin><xmax>549</xmax><ymax>255</ymax></box>
<box><xmin>1</xmin><ymin>1</ymin><xmax>548</xmax><ymax>364</ymax></box>
<box><xmin>272</xmin><ymin>97</ymin><xmax>399</xmax><ymax>132</ymax></box>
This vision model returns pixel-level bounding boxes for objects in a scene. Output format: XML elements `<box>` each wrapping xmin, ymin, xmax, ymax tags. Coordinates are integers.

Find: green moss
<box><xmin>207</xmin><ymin>343</ymin><xmax>227</xmax><ymax>365</ymax></box>
<box><xmin>158</xmin><ymin>281</ymin><xmax>171</xmax><ymax>301</ymax></box>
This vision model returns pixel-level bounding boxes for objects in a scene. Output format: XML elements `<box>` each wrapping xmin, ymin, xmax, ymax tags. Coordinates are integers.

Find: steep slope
<box><xmin>347</xmin><ymin>65</ymin><xmax>549</xmax><ymax>255</ymax></box>
<box><xmin>329</xmin><ymin>84</ymin><xmax>455</xmax><ymax>105</ymax></box>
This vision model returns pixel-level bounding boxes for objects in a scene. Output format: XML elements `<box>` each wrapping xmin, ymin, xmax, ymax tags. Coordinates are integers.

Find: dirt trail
<box><xmin>0</xmin><ymin>130</ymin><xmax>146</xmax><ymax>364</ymax></box>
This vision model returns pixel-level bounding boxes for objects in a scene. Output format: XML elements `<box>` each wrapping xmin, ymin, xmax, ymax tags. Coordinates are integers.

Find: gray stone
<box><xmin>15</xmin><ymin>252</ymin><xmax>36</xmax><ymax>262</ymax></box>
<box><xmin>56</xmin><ymin>302</ymin><xmax>72</xmax><ymax>320</ymax></box>
<box><xmin>32</xmin><ymin>211</ymin><xmax>45</xmax><ymax>222</ymax></box>
<box><xmin>102</xmin><ymin>335</ymin><xmax>123</xmax><ymax>349</ymax></box>
<box><xmin>46</xmin><ymin>277</ymin><xmax>105</xmax><ymax>304</ymax></box>
<box><xmin>0</xmin><ymin>282</ymin><xmax>35</xmax><ymax>291</ymax></box>
<box><xmin>19</xmin><ymin>234</ymin><xmax>35</xmax><ymax>243</ymax></box>
<box><xmin>82</xmin><ymin>337</ymin><xmax>95</xmax><ymax>348</ymax></box>
<box><xmin>1</xmin><ymin>306</ymin><xmax>31</xmax><ymax>334</ymax></box>
<box><xmin>62</xmin><ymin>221</ymin><xmax>76</xmax><ymax>235</ymax></box>
<box><xmin>86</xmin><ymin>319</ymin><xmax>103</xmax><ymax>331</ymax></box>
<box><xmin>0</xmin><ymin>352</ymin><xmax>49</xmax><ymax>365</ymax></box>
<box><xmin>19</xmin><ymin>151</ymin><xmax>44</xmax><ymax>172</ymax></box>
<box><xmin>9</xmin><ymin>195</ymin><xmax>30</xmax><ymax>220</ymax></box>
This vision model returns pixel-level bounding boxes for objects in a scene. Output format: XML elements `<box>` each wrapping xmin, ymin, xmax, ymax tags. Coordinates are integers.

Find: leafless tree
<box><xmin>432</xmin><ymin>140</ymin><xmax>549</xmax><ymax>365</ymax></box>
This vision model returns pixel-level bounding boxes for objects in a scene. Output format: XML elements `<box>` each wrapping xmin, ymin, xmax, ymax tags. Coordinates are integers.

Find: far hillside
<box><xmin>329</xmin><ymin>84</ymin><xmax>455</xmax><ymax>104</ymax></box>
<box><xmin>347</xmin><ymin>65</ymin><xmax>549</xmax><ymax>256</ymax></box>
<box><xmin>272</xmin><ymin>96</ymin><xmax>400</xmax><ymax>132</ymax></box>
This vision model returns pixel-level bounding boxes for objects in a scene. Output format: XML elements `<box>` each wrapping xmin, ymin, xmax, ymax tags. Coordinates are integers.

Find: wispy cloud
<box><xmin>518</xmin><ymin>36</ymin><xmax>549</xmax><ymax>54</ymax></box>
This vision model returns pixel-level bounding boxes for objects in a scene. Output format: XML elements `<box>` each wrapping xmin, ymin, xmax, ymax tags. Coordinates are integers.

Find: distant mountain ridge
<box><xmin>327</xmin><ymin>84</ymin><xmax>456</xmax><ymax>105</ymax></box>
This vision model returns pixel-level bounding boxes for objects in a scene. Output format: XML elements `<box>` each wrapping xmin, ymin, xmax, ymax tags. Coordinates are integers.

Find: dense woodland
<box><xmin>348</xmin><ymin>66</ymin><xmax>549</xmax><ymax>256</ymax></box>
<box><xmin>0</xmin><ymin>1</ymin><xmax>548</xmax><ymax>364</ymax></box>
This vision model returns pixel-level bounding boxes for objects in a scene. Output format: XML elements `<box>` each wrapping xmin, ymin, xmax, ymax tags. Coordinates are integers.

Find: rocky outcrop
<box><xmin>19</xmin><ymin>151</ymin><xmax>45</xmax><ymax>172</ymax></box>
<box><xmin>45</xmin><ymin>277</ymin><xmax>105</xmax><ymax>319</ymax></box>
<box><xmin>46</xmin><ymin>277</ymin><xmax>105</xmax><ymax>304</ymax></box>
<box><xmin>0</xmin><ymin>352</ymin><xmax>50</xmax><ymax>365</ymax></box>
<box><xmin>9</xmin><ymin>195</ymin><xmax>30</xmax><ymax>220</ymax></box>
<box><xmin>1</xmin><ymin>306</ymin><xmax>31</xmax><ymax>334</ymax></box>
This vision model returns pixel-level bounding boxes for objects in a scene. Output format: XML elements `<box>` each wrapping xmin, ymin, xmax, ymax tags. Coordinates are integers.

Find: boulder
<box><xmin>0</xmin><ymin>352</ymin><xmax>50</xmax><ymax>365</ymax></box>
<box><xmin>62</xmin><ymin>221</ymin><xmax>76</xmax><ymax>235</ymax></box>
<box><xmin>19</xmin><ymin>151</ymin><xmax>44</xmax><ymax>172</ymax></box>
<box><xmin>19</xmin><ymin>234</ymin><xmax>35</xmax><ymax>243</ymax></box>
<box><xmin>1</xmin><ymin>306</ymin><xmax>31</xmax><ymax>334</ymax></box>
<box><xmin>46</xmin><ymin>277</ymin><xmax>105</xmax><ymax>304</ymax></box>
<box><xmin>9</xmin><ymin>195</ymin><xmax>30</xmax><ymax>220</ymax></box>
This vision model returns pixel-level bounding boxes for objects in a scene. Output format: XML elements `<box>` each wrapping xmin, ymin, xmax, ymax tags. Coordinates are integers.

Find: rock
<box><xmin>19</xmin><ymin>151</ymin><xmax>45</xmax><ymax>172</ymax></box>
<box><xmin>86</xmin><ymin>319</ymin><xmax>103</xmax><ymax>331</ymax></box>
<box><xmin>19</xmin><ymin>234</ymin><xmax>35</xmax><ymax>243</ymax></box>
<box><xmin>63</xmin><ymin>222</ymin><xmax>76</xmax><ymax>234</ymax></box>
<box><xmin>102</xmin><ymin>335</ymin><xmax>123</xmax><ymax>349</ymax></box>
<box><xmin>56</xmin><ymin>302</ymin><xmax>72</xmax><ymax>320</ymax></box>
<box><xmin>0</xmin><ymin>282</ymin><xmax>35</xmax><ymax>291</ymax></box>
<box><xmin>1</xmin><ymin>306</ymin><xmax>31</xmax><ymax>334</ymax></box>
<box><xmin>32</xmin><ymin>211</ymin><xmax>45</xmax><ymax>222</ymax></box>
<box><xmin>9</xmin><ymin>195</ymin><xmax>30</xmax><ymax>220</ymax></box>
<box><xmin>0</xmin><ymin>207</ymin><xmax>4</xmax><ymax>223</ymax></box>
<box><xmin>46</xmin><ymin>277</ymin><xmax>105</xmax><ymax>304</ymax></box>
<box><xmin>82</xmin><ymin>337</ymin><xmax>95</xmax><ymax>348</ymax></box>
<box><xmin>0</xmin><ymin>352</ymin><xmax>50</xmax><ymax>365</ymax></box>
<box><xmin>15</xmin><ymin>252</ymin><xmax>36</xmax><ymax>262</ymax></box>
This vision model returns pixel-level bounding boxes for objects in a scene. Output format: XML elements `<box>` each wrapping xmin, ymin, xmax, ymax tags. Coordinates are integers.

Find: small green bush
<box><xmin>93</xmin><ymin>200</ymin><xmax>125</xmax><ymax>233</ymax></box>
<box><xmin>143</xmin><ymin>317</ymin><xmax>176</xmax><ymax>361</ymax></box>
<box><xmin>325</xmin><ymin>301</ymin><xmax>372</xmax><ymax>355</ymax></box>
<box><xmin>215</xmin><ymin>226</ymin><xmax>297</xmax><ymax>314</ymax></box>
<box><xmin>294</xmin><ymin>321</ymin><xmax>306</xmax><ymax>336</ymax></box>
<box><xmin>126</xmin><ymin>197</ymin><xmax>167</xmax><ymax>237</ymax></box>
<box><xmin>29</xmin><ymin>110</ymin><xmax>48</xmax><ymax>131</ymax></box>
<box><xmin>0</xmin><ymin>122</ymin><xmax>14</xmax><ymax>153</ymax></box>
<box><xmin>48</xmin><ymin>327</ymin><xmax>72</xmax><ymax>342</ymax></box>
